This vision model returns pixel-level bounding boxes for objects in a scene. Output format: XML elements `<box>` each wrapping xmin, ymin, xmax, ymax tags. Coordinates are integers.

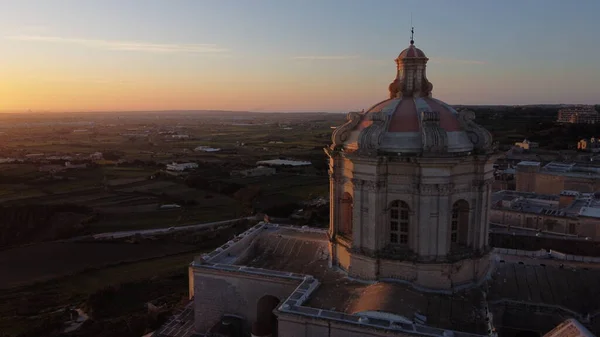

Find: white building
<box><xmin>166</xmin><ymin>162</ymin><xmax>198</xmax><ymax>171</ymax></box>
<box><xmin>194</xmin><ymin>146</ymin><xmax>221</xmax><ymax>152</ymax></box>
<box><xmin>256</xmin><ymin>159</ymin><xmax>311</xmax><ymax>167</ymax></box>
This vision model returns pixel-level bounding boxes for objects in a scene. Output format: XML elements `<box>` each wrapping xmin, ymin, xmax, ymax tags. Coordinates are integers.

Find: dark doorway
<box><xmin>253</xmin><ymin>295</ymin><xmax>280</xmax><ymax>337</ymax></box>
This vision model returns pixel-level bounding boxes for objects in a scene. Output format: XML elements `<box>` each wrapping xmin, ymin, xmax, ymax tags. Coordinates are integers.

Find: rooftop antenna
<box><xmin>410</xmin><ymin>14</ymin><xmax>415</xmax><ymax>45</ymax></box>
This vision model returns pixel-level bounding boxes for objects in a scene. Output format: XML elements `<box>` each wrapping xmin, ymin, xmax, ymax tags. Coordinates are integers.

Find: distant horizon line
<box><xmin>0</xmin><ymin>103</ymin><xmax>598</xmax><ymax>115</ymax></box>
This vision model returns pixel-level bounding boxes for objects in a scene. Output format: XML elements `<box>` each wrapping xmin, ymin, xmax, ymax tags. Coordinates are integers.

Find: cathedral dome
<box><xmin>331</xmin><ymin>39</ymin><xmax>492</xmax><ymax>155</ymax></box>
<box><xmin>397</xmin><ymin>42</ymin><xmax>426</xmax><ymax>59</ymax></box>
<box><xmin>347</xmin><ymin>96</ymin><xmax>474</xmax><ymax>153</ymax></box>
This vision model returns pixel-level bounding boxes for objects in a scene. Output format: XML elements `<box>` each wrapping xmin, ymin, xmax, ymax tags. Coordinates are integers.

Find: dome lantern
<box><xmin>330</xmin><ymin>30</ymin><xmax>493</xmax><ymax>156</ymax></box>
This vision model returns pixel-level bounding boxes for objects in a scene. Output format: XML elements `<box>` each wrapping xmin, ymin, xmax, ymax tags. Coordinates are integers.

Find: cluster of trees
<box><xmin>0</xmin><ymin>204</ymin><xmax>94</xmax><ymax>248</ymax></box>
<box><xmin>472</xmin><ymin>106</ymin><xmax>600</xmax><ymax>150</ymax></box>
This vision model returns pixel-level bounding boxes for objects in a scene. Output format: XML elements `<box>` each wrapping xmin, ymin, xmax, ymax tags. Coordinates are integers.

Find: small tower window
<box><xmin>340</xmin><ymin>192</ymin><xmax>353</xmax><ymax>236</ymax></box>
<box><xmin>451</xmin><ymin>211</ymin><xmax>459</xmax><ymax>243</ymax></box>
<box><xmin>451</xmin><ymin>200</ymin><xmax>469</xmax><ymax>247</ymax></box>
<box><xmin>390</xmin><ymin>200</ymin><xmax>409</xmax><ymax>244</ymax></box>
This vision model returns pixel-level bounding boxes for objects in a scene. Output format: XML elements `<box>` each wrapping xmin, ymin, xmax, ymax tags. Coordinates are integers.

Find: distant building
<box><xmin>38</xmin><ymin>165</ymin><xmax>66</xmax><ymax>173</ymax></box>
<box><xmin>543</xmin><ymin>319</ymin><xmax>595</xmax><ymax>337</ymax></box>
<box><xmin>65</xmin><ymin>162</ymin><xmax>87</xmax><ymax>169</ymax></box>
<box><xmin>493</xmin><ymin>167</ymin><xmax>516</xmax><ymax>191</ymax></box>
<box><xmin>89</xmin><ymin>152</ymin><xmax>103</xmax><ymax>160</ymax></box>
<box><xmin>25</xmin><ymin>153</ymin><xmax>44</xmax><ymax>158</ymax></box>
<box><xmin>120</xmin><ymin>133</ymin><xmax>148</xmax><ymax>138</ymax></box>
<box><xmin>557</xmin><ymin>106</ymin><xmax>600</xmax><ymax>124</ymax></box>
<box><xmin>166</xmin><ymin>162</ymin><xmax>198</xmax><ymax>171</ymax></box>
<box><xmin>490</xmin><ymin>190</ymin><xmax>600</xmax><ymax>241</ymax></box>
<box><xmin>578</xmin><ymin>138</ymin><xmax>600</xmax><ymax>152</ymax></box>
<box><xmin>516</xmin><ymin>160</ymin><xmax>600</xmax><ymax>194</ymax></box>
<box><xmin>232</xmin><ymin>166</ymin><xmax>276</xmax><ymax>177</ymax></box>
<box><xmin>514</xmin><ymin>138</ymin><xmax>539</xmax><ymax>150</ymax></box>
<box><xmin>256</xmin><ymin>159</ymin><xmax>311</xmax><ymax>167</ymax></box>
<box><xmin>194</xmin><ymin>146</ymin><xmax>221</xmax><ymax>152</ymax></box>
<box><xmin>157</xmin><ymin>35</ymin><xmax>600</xmax><ymax>337</ymax></box>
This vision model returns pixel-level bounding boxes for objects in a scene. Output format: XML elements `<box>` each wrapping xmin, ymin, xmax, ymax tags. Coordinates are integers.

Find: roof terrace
<box><xmin>191</xmin><ymin>223</ymin><xmax>600</xmax><ymax>336</ymax></box>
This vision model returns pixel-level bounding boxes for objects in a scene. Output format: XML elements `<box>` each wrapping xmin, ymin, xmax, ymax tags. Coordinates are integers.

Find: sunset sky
<box><xmin>1</xmin><ymin>0</ymin><xmax>599</xmax><ymax>112</ymax></box>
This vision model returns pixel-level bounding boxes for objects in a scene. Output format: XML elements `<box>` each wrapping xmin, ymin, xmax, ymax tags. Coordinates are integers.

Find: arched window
<box><xmin>451</xmin><ymin>200</ymin><xmax>469</xmax><ymax>246</ymax></box>
<box><xmin>340</xmin><ymin>192</ymin><xmax>353</xmax><ymax>236</ymax></box>
<box><xmin>389</xmin><ymin>200</ymin><xmax>409</xmax><ymax>245</ymax></box>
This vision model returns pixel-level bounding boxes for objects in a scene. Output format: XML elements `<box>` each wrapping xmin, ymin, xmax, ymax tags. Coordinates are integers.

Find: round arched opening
<box><xmin>253</xmin><ymin>295</ymin><xmax>280</xmax><ymax>337</ymax></box>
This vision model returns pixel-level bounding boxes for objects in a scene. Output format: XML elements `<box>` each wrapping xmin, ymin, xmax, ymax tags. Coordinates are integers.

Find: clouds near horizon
<box><xmin>6</xmin><ymin>35</ymin><xmax>229</xmax><ymax>54</ymax></box>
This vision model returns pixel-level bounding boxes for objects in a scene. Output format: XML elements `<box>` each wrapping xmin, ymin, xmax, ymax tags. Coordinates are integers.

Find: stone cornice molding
<box><xmin>420</xmin><ymin>111</ymin><xmax>449</xmax><ymax>153</ymax></box>
<box><xmin>418</xmin><ymin>183</ymin><xmax>455</xmax><ymax>195</ymax></box>
<box><xmin>457</xmin><ymin>109</ymin><xmax>493</xmax><ymax>152</ymax></box>
<box><xmin>364</xmin><ymin>180</ymin><xmax>386</xmax><ymax>191</ymax></box>
<box><xmin>357</xmin><ymin>110</ymin><xmax>389</xmax><ymax>155</ymax></box>
<box><xmin>331</xmin><ymin>111</ymin><xmax>362</xmax><ymax>148</ymax></box>
<box><xmin>351</xmin><ymin>178</ymin><xmax>364</xmax><ymax>187</ymax></box>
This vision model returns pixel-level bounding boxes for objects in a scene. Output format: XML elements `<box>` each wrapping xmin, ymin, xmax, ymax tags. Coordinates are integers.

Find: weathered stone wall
<box><xmin>516</xmin><ymin>169</ymin><xmax>600</xmax><ymax>195</ymax></box>
<box><xmin>192</xmin><ymin>268</ymin><xmax>299</xmax><ymax>332</ymax></box>
<box><xmin>277</xmin><ymin>314</ymin><xmax>414</xmax><ymax>337</ymax></box>
<box><xmin>332</xmin><ymin>242</ymin><xmax>492</xmax><ymax>290</ymax></box>
<box><xmin>534</xmin><ymin>174</ymin><xmax>565</xmax><ymax>195</ymax></box>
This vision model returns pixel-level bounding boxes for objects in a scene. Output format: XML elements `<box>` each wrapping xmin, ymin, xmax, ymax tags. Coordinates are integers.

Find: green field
<box><xmin>0</xmin><ymin>250</ymin><xmax>200</xmax><ymax>337</ymax></box>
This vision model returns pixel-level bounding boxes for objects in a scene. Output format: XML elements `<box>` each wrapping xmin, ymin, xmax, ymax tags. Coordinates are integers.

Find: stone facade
<box><xmin>191</xmin><ymin>268</ymin><xmax>298</xmax><ymax>332</ymax></box>
<box><xmin>516</xmin><ymin>163</ymin><xmax>600</xmax><ymax>195</ymax></box>
<box><xmin>326</xmin><ymin>149</ymin><xmax>498</xmax><ymax>289</ymax></box>
<box><xmin>325</xmin><ymin>37</ymin><xmax>500</xmax><ymax>290</ymax></box>
<box><xmin>277</xmin><ymin>313</ymin><xmax>416</xmax><ymax>337</ymax></box>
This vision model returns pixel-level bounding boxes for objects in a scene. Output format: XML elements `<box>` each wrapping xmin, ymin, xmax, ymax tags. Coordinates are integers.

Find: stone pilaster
<box><xmin>351</xmin><ymin>178</ymin><xmax>364</xmax><ymax>248</ymax></box>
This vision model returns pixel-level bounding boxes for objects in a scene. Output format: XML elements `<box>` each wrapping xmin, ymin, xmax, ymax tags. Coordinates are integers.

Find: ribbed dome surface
<box><xmin>343</xmin><ymin>97</ymin><xmax>474</xmax><ymax>154</ymax></box>
<box><xmin>397</xmin><ymin>44</ymin><xmax>426</xmax><ymax>59</ymax></box>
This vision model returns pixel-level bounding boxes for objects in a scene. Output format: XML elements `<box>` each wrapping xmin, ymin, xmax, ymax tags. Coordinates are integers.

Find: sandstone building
<box><xmin>515</xmin><ymin>161</ymin><xmax>600</xmax><ymax>195</ymax></box>
<box><xmin>154</xmin><ymin>37</ymin><xmax>600</xmax><ymax>337</ymax></box>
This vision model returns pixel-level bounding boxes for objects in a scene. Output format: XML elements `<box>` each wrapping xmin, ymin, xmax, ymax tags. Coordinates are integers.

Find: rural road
<box><xmin>90</xmin><ymin>216</ymin><xmax>257</xmax><ymax>240</ymax></box>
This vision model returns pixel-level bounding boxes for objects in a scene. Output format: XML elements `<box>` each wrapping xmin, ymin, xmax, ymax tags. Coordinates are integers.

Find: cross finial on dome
<box><xmin>410</xmin><ymin>26</ymin><xmax>414</xmax><ymax>45</ymax></box>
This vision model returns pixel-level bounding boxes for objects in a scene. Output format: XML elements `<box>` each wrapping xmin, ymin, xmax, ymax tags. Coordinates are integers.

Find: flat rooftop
<box><xmin>492</xmin><ymin>190</ymin><xmax>600</xmax><ymax>219</ymax></box>
<box><xmin>193</xmin><ymin>224</ymin><xmax>600</xmax><ymax>336</ymax></box>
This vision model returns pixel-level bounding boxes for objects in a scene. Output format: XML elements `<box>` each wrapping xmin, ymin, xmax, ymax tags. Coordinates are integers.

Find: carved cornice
<box><xmin>453</xmin><ymin>186</ymin><xmax>473</xmax><ymax>194</ymax></box>
<box><xmin>420</xmin><ymin>111</ymin><xmax>449</xmax><ymax>153</ymax></box>
<box><xmin>418</xmin><ymin>183</ymin><xmax>454</xmax><ymax>195</ymax></box>
<box><xmin>351</xmin><ymin>178</ymin><xmax>364</xmax><ymax>187</ymax></box>
<box><xmin>365</xmin><ymin>180</ymin><xmax>386</xmax><ymax>191</ymax></box>
<box><xmin>331</xmin><ymin>111</ymin><xmax>362</xmax><ymax>148</ymax></box>
<box><xmin>458</xmin><ymin>109</ymin><xmax>493</xmax><ymax>152</ymax></box>
<box><xmin>357</xmin><ymin>110</ymin><xmax>390</xmax><ymax>155</ymax></box>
